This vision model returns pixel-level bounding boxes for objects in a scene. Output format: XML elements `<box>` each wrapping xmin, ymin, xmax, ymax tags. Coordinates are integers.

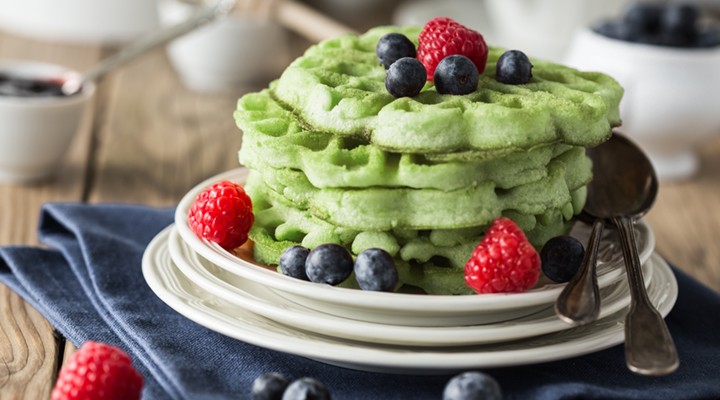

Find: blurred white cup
<box><xmin>483</xmin><ymin>0</ymin><xmax>629</xmax><ymax>61</ymax></box>
<box><xmin>0</xmin><ymin>61</ymin><xmax>95</xmax><ymax>183</ymax></box>
<box><xmin>0</xmin><ymin>0</ymin><xmax>158</xmax><ymax>44</ymax></box>
<box><xmin>158</xmin><ymin>0</ymin><xmax>290</xmax><ymax>93</ymax></box>
<box><xmin>565</xmin><ymin>28</ymin><xmax>720</xmax><ymax>180</ymax></box>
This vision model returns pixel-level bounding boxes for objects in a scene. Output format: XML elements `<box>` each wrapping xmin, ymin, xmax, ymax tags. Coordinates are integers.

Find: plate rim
<box><xmin>143</xmin><ymin>226</ymin><xmax>678</xmax><ymax>373</ymax></box>
<box><xmin>167</xmin><ymin>226</ymin><xmax>659</xmax><ymax>346</ymax></box>
<box><xmin>173</xmin><ymin>168</ymin><xmax>656</xmax><ymax>314</ymax></box>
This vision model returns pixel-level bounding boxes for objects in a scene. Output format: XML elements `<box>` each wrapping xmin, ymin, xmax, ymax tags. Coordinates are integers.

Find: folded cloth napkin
<box><xmin>1</xmin><ymin>203</ymin><xmax>719</xmax><ymax>399</ymax></box>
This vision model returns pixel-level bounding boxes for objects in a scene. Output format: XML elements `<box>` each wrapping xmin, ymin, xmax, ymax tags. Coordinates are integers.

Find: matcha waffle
<box><xmin>233</xmin><ymin>24</ymin><xmax>622</xmax><ymax>295</ymax></box>
<box><xmin>245</xmin><ymin>173</ymin><xmax>578</xmax><ymax>295</ymax></box>
<box><xmin>271</xmin><ymin>26</ymin><xmax>622</xmax><ymax>154</ymax></box>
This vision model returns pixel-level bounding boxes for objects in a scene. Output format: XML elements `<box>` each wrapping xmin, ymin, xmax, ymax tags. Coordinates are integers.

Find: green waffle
<box><xmin>245</xmin><ymin>173</ymin><xmax>580</xmax><ymax>295</ymax></box>
<box><xmin>232</xmin><ymin>24</ymin><xmax>623</xmax><ymax>295</ymax></box>
<box><xmin>237</xmin><ymin>90</ymin><xmax>573</xmax><ymax>191</ymax></box>
<box><xmin>271</xmin><ymin>26</ymin><xmax>622</xmax><ymax>154</ymax></box>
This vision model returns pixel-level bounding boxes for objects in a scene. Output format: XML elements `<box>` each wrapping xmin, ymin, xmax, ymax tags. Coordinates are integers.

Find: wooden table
<box><xmin>1</xmin><ymin>28</ymin><xmax>719</xmax><ymax>398</ymax></box>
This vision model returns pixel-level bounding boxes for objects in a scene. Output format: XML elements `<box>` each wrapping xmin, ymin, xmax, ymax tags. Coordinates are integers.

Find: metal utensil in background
<box><xmin>584</xmin><ymin>132</ymin><xmax>678</xmax><ymax>376</ymax></box>
<box><xmin>61</xmin><ymin>0</ymin><xmax>238</xmax><ymax>95</ymax></box>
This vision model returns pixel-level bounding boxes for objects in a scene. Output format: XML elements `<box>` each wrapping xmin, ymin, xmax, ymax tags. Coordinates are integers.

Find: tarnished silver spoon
<box><xmin>571</xmin><ymin>132</ymin><xmax>678</xmax><ymax>375</ymax></box>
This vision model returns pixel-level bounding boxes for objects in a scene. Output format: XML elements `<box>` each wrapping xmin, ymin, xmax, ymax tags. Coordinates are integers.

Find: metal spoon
<box><xmin>583</xmin><ymin>132</ymin><xmax>678</xmax><ymax>376</ymax></box>
<box><xmin>555</xmin><ymin>216</ymin><xmax>603</xmax><ymax>326</ymax></box>
<box><xmin>60</xmin><ymin>0</ymin><xmax>237</xmax><ymax>95</ymax></box>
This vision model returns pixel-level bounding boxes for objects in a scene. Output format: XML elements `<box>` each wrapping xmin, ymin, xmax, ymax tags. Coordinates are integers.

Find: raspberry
<box><xmin>464</xmin><ymin>217</ymin><xmax>540</xmax><ymax>294</ymax></box>
<box><xmin>51</xmin><ymin>341</ymin><xmax>143</xmax><ymax>400</ymax></box>
<box><xmin>416</xmin><ymin>17</ymin><xmax>488</xmax><ymax>81</ymax></box>
<box><xmin>188</xmin><ymin>180</ymin><xmax>254</xmax><ymax>250</ymax></box>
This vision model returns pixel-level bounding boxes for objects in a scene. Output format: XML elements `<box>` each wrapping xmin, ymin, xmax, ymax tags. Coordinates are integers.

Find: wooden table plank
<box><xmin>87</xmin><ymin>49</ymin><xmax>247</xmax><ymax>205</ymax></box>
<box><xmin>0</xmin><ymin>33</ymin><xmax>102</xmax><ymax>398</ymax></box>
<box><xmin>646</xmin><ymin>135</ymin><xmax>720</xmax><ymax>291</ymax></box>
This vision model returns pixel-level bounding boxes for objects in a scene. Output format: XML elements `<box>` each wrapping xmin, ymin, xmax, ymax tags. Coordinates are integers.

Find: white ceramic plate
<box><xmin>173</xmin><ymin>168</ymin><xmax>655</xmax><ymax>327</ymax></box>
<box><xmin>143</xmin><ymin>226</ymin><xmax>677</xmax><ymax>374</ymax></box>
<box><xmin>167</xmin><ymin>226</ymin><xmax>654</xmax><ymax>346</ymax></box>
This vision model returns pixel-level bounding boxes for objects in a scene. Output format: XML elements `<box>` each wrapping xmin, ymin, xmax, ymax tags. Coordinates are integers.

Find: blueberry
<box><xmin>695</xmin><ymin>29</ymin><xmax>720</xmax><ymax>48</ymax></box>
<box><xmin>540</xmin><ymin>235</ymin><xmax>585</xmax><ymax>283</ymax></box>
<box><xmin>622</xmin><ymin>3</ymin><xmax>663</xmax><ymax>38</ymax></box>
<box><xmin>434</xmin><ymin>55</ymin><xmax>479</xmax><ymax>95</ymax></box>
<box><xmin>305</xmin><ymin>244</ymin><xmax>353</xmax><ymax>285</ymax></box>
<box><xmin>279</xmin><ymin>245</ymin><xmax>310</xmax><ymax>280</ymax></box>
<box><xmin>495</xmin><ymin>50</ymin><xmax>533</xmax><ymax>85</ymax></box>
<box><xmin>252</xmin><ymin>372</ymin><xmax>290</xmax><ymax>400</ymax></box>
<box><xmin>281</xmin><ymin>377</ymin><xmax>330</xmax><ymax>400</ymax></box>
<box><xmin>661</xmin><ymin>3</ymin><xmax>700</xmax><ymax>37</ymax></box>
<box><xmin>353</xmin><ymin>248</ymin><xmax>398</xmax><ymax>292</ymax></box>
<box><xmin>376</xmin><ymin>33</ymin><xmax>416</xmax><ymax>69</ymax></box>
<box><xmin>443</xmin><ymin>371</ymin><xmax>502</xmax><ymax>400</ymax></box>
<box><xmin>385</xmin><ymin>57</ymin><xmax>426</xmax><ymax>98</ymax></box>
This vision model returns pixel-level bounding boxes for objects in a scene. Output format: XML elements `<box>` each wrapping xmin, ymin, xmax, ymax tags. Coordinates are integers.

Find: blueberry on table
<box><xmin>252</xmin><ymin>372</ymin><xmax>290</xmax><ymax>400</ymax></box>
<box><xmin>282</xmin><ymin>377</ymin><xmax>330</xmax><ymax>400</ymax></box>
<box><xmin>434</xmin><ymin>55</ymin><xmax>479</xmax><ymax>95</ymax></box>
<box><xmin>353</xmin><ymin>248</ymin><xmax>398</xmax><ymax>292</ymax></box>
<box><xmin>385</xmin><ymin>57</ymin><xmax>426</xmax><ymax>98</ymax></box>
<box><xmin>443</xmin><ymin>371</ymin><xmax>503</xmax><ymax>400</ymax></box>
<box><xmin>305</xmin><ymin>244</ymin><xmax>353</xmax><ymax>285</ymax></box>
<box><xmin>495</xmin><ymin>50</ymin><xmax>533</xmax><ymax>85</ymax></box>
<box><xmin>540</xmin><ymin>235</ymin><xmax>585</xmax><ymax>283</ymax></box>
<box><xmin>376</xmin><ymin>32</ymin><xmax>416</xmax><ymax>69</ymax></box>
<box><xmin>279</xmin><ymin>245</ymin><xmax>311</xmax><ymax>280</ymax></box>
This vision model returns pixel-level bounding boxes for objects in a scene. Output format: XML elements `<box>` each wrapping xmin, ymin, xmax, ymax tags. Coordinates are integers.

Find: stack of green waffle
<box><xmin>233</xmin><ymin>26</ymin><xmax>623</xmax><ymax>295</ymax></box>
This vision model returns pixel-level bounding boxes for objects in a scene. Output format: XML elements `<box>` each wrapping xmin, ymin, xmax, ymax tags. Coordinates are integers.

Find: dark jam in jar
<box><xmin>0</xmin><ymin>74</ymin><xmax>67</xmax><ymax>98</ymax></box>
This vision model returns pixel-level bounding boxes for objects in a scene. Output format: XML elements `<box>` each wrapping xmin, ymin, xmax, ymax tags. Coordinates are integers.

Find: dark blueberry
<box><xmin>353</xmin><ymin>248</ymin><xmax>398</xmax><ymax>292</ymax></box>
<box><xmin>281</xmin><ymin>377</ymin><xmax>330</xmax><ymax>400</ymax></box>
<box><xmin>252</xmin><ymin>372</ymin><xmax>290</xmax><ymax>400</ymax></box>
<box><xmin>385</xmin><ymin>57</ymin><xmax>426</xmax><ymax>98</ymax></box>
<box><xmin>305</xmin><ymin>244</ymin><xmax>353</xmax><ymax>285</ymax></box>
<box><xmin>279</xmin><ymin>245</ymin><xmax>310</xmax><ymax>280</ymax></box>
<box><xmin>592</xmin><ymin>20</ymin><xmax>636</xmax><ymax>41</ymax></box>
<box><xmin>695</xmin><ymin>29</ymin><xmax>720</xmax><ymax>48</ymax></box>
<box><xmin>540</xmin><ymin>235</ymin><xmax>585</xmax><ymax>283</ymax></box>
<box><xmin>661</xmin><ymin>3</ymin><xmax>700</xmax><ymax>37</ymax></box>
<box><xmin>0</xmin><ymin>74</ymin><xmax>65</xmax><ymax>97</ymax></box>
<box><xmin>622</xmin><ymin>3</ymin><xmax>663</xmax><ymax>38</ymax></box>
<box><xmin>434</xmin><ymin>55</ymin><xmax>479</xmax><ymax>95</ymax></box>
<box><xmin>443</xmin><ymin>371</ymin><xmax>503</xmax><ymax>400</ymax></box>
<box><xmin>376</xmin><ymin>32</ymin><xmax>416</xmax><ymax>69</ymax></box>
<box><xmin>495</xmin><ymin>50</ymin><xmax>533</xmax><ymax>85</ymax></box>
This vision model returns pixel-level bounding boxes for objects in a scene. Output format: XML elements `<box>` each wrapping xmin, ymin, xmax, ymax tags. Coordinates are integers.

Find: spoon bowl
<box><xmin>584</xmin><ymin>134</ymin><xmax>659</xmax><ymax>219</ymax></box>
<box><xmin>581</xmin><ymin>133</ymin><xmax>678</xmax><ymax>376</ymax></box>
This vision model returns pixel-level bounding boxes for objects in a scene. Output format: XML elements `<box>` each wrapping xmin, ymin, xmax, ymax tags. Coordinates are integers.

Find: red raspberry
<box><xmin>416</xmin><ymin>17</ymin><xmax>488</xmax><ymax>81</ymax></box>
<box><xmin>465</xmin><ymin>217</ymin><xmax>540</xmax><ymax>294</ymax></box>
<box><xmin>188</xmin><ymin>180</ymin><xmax>254</xmax><ymax>250</ymax></box>
<box><xmin>51</xmin><ymin>341</ymin><xmax>143</xmax><ymax>400</ymax></box>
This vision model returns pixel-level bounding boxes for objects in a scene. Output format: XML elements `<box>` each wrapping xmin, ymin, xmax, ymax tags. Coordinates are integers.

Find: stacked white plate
<box><xmin>142</xmin><ymin>168</ymin><xmax>678</xmax><ymax>374</ymax></box>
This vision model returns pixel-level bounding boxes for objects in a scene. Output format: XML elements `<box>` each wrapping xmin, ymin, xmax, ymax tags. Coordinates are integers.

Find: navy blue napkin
<box><xmin>0</xmin><ymin>203</ymin><xmax>719</xmax><ymax>399</ymax></box>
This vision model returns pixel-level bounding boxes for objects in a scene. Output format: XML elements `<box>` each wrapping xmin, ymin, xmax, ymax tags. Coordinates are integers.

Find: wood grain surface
<box><xmin>1</xmin><ymin>20</ymin><xmax>719</xmax><ymax>398</ymax></box>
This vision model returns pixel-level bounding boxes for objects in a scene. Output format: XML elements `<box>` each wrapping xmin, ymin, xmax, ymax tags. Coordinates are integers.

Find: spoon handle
<box><xmin>613</xmin><ymin>215</ymin><xmax>679</xmax><ymax>376</ymax></box>
<box><xmin>555</xmin><ymin>218</ymin><xmax>604</xmax><ymax>326</ymax></box>
<box><xmin>62</xmin><ymin>0</ymin><xmax>237</xmax><ymax>94</ymax></box>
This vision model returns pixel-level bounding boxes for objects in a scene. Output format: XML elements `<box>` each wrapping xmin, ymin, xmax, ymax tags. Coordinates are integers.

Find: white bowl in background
<box><xmin>0</xmin><ymin>61</ymin><xmax>95</xmax><ymax>183</ymax></box>
<box><xmin>0</xmin><ymin>0</ymin><xmax>158</xmax><ymax>44</ymax></box>
<box><xmin>565</xmin><ymin>28</ymin><xmax>720</xmax><ymax>180</ymax></box>
<box><xmin>158</xmin><ymin>0</ymin><xmax>290</xmax><ymax>93</ymax></box>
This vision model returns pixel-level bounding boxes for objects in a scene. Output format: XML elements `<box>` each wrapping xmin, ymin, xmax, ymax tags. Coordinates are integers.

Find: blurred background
<box><xmin>1</xmin><ymin>0</ymin><xmax>719</xmax><ymax>179</ymax></box>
